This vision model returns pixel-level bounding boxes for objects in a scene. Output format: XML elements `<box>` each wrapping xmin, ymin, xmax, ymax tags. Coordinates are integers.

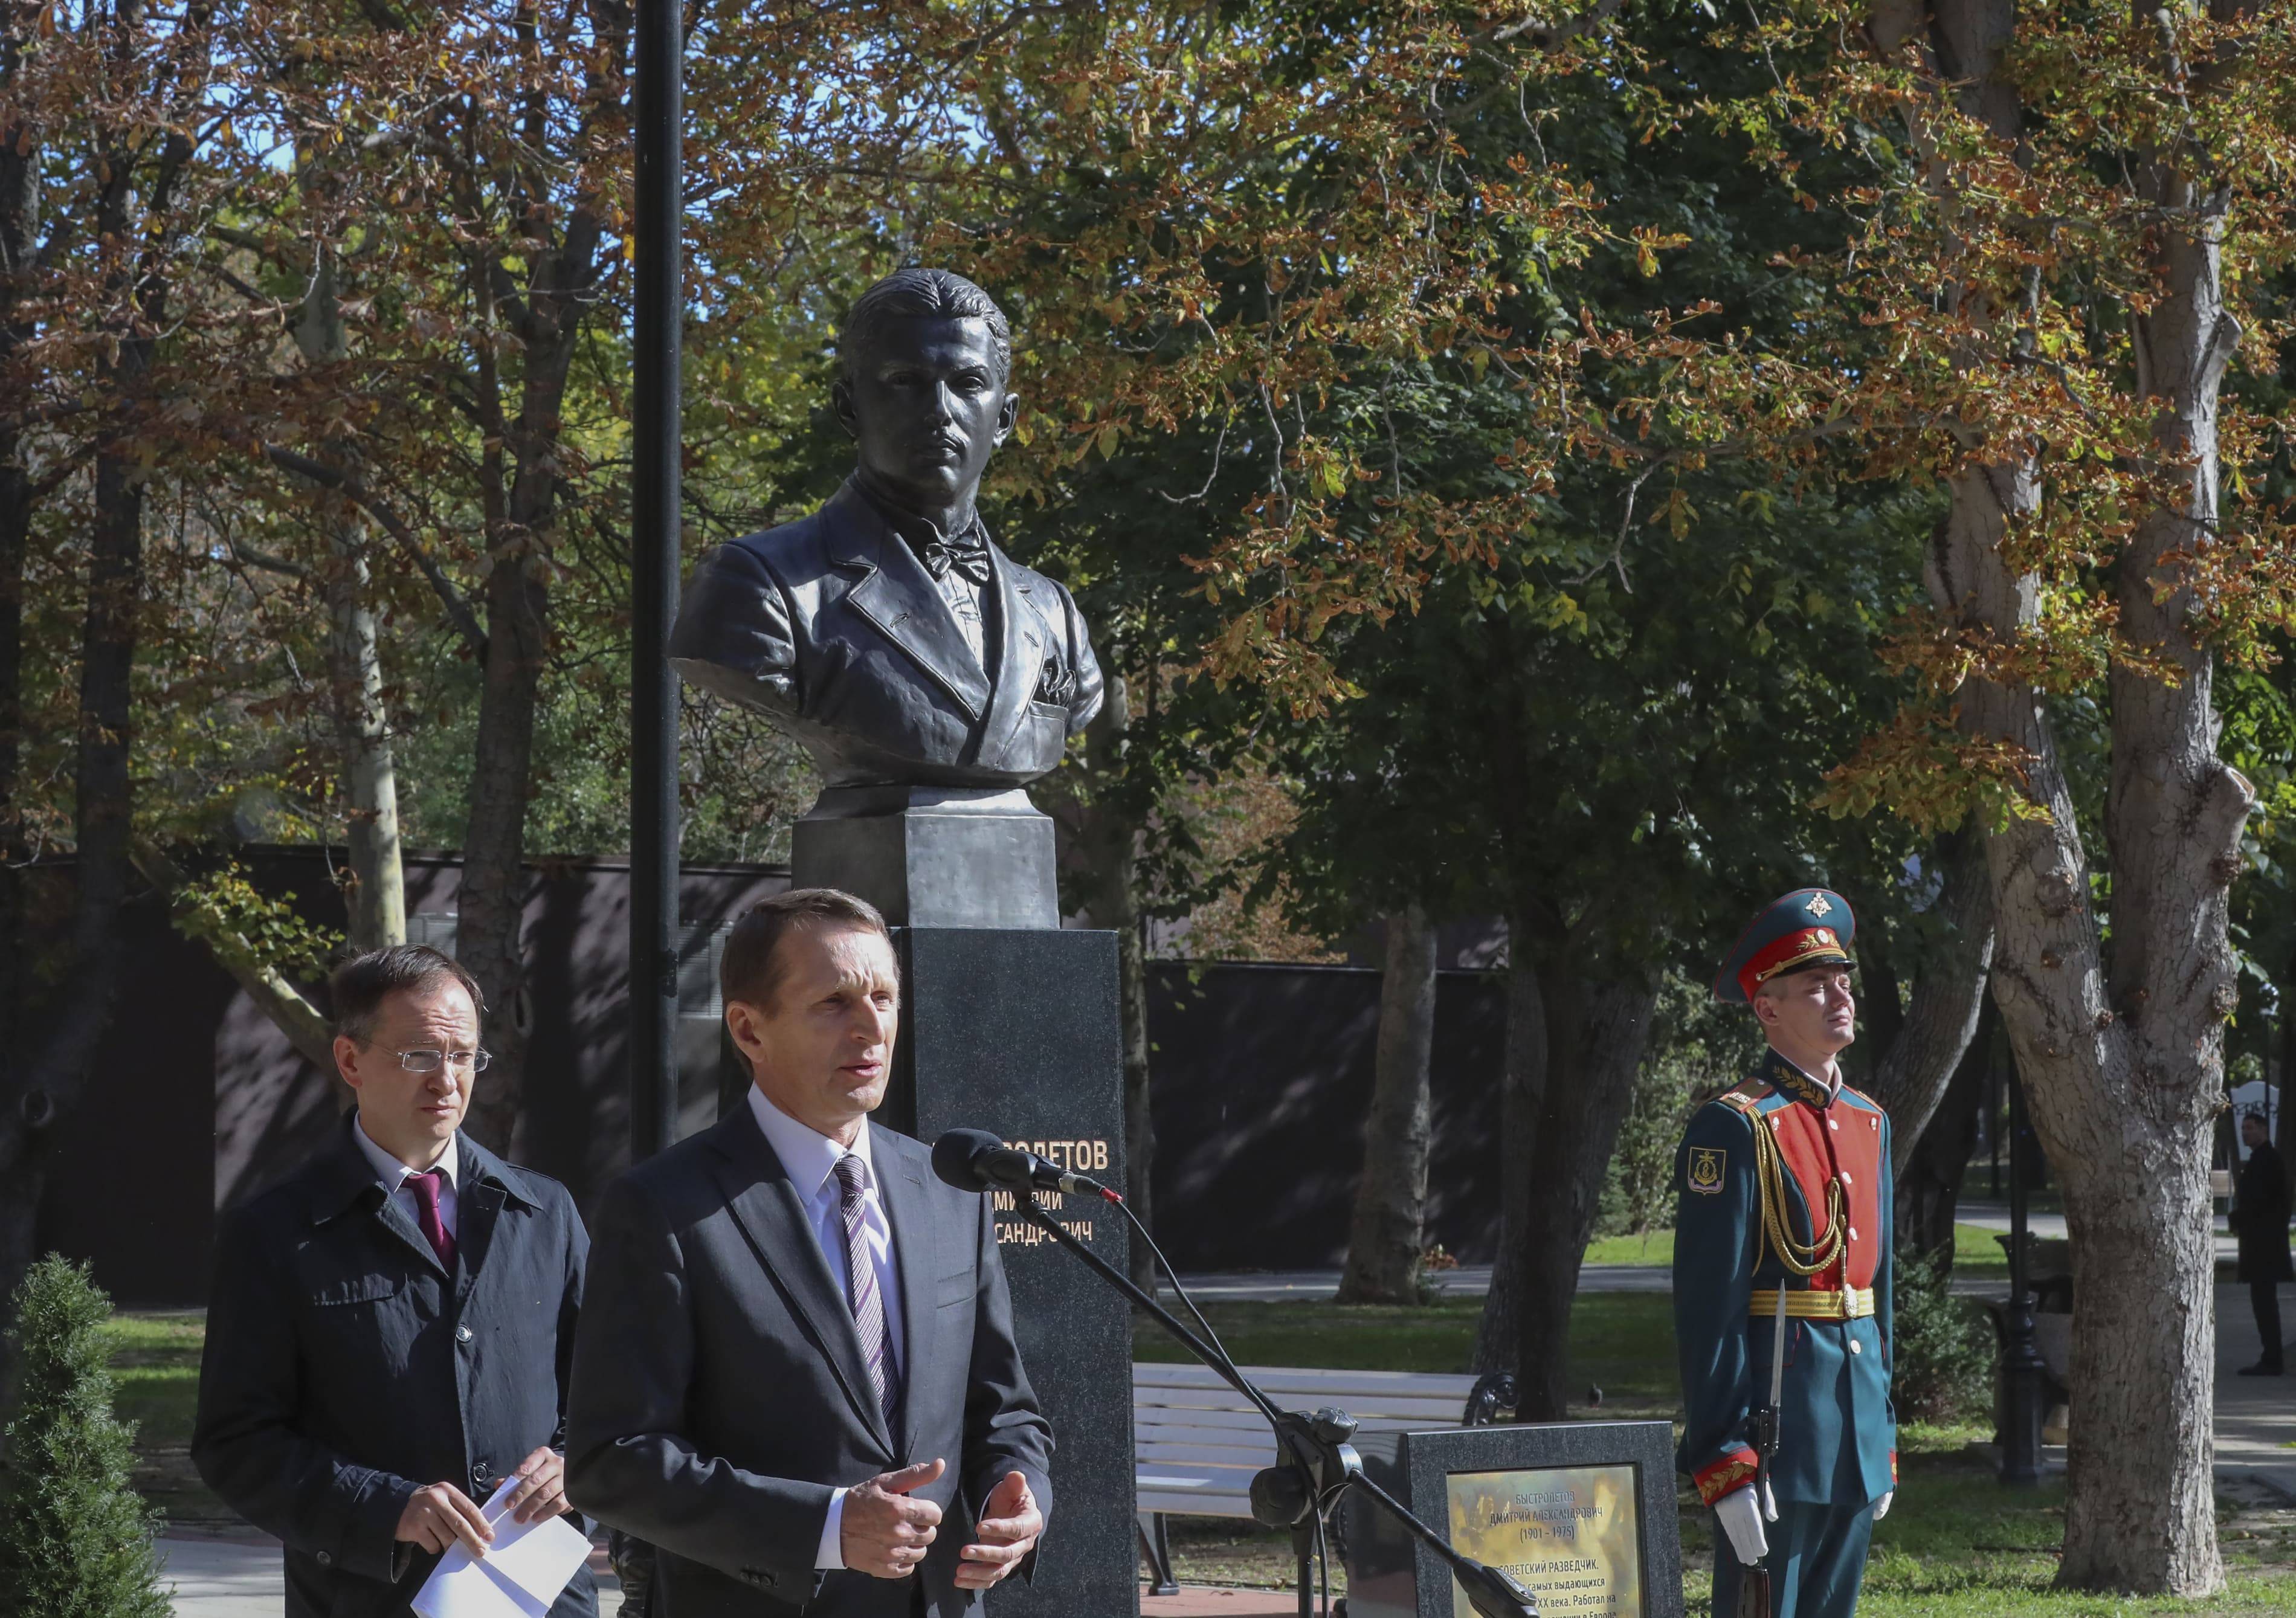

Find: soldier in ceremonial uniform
<box><xmin>1674</xmin><ymin>889</ymin><xmax>1895</xmax><ymax>1618</ymax></box>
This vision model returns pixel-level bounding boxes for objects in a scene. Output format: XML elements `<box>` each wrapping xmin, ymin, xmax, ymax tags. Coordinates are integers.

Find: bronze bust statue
<box><xmin>669</xmin><ymin>269</ymin><xmax>1104</xmax><ymax>792</ymax></box>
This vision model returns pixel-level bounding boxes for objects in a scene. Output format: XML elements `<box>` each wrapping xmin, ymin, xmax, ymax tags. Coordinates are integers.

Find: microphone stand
<box><xmin>1011</xmin><ymin>1193</ymin><xmax>1538</xmax><ymax>1618</ymax></box>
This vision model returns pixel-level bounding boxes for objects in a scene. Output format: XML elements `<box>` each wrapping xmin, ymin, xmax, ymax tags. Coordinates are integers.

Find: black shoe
<box><xmin>2237</xmin><ymin>1361</ymin><xmax>2285</xmax><ymax>1376</ymax></box>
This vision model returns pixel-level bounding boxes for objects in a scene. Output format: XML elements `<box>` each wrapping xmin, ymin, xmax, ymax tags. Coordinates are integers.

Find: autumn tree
<box><xmin>1685</xmin><ymin>1</ymin><xmax>2296</xmax><ymax>1593</ymax></box>
<box><xmin>0</xmin><ymin>0</ymin><xmax>243</xmax><ymax>1321</ymax></box>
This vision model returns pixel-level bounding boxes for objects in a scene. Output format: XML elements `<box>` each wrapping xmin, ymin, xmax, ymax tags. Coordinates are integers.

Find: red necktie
<box><xmin>408</xmin><ymin>1170</ymin><xmax>456</xmax><ymax>1271</ymax></box>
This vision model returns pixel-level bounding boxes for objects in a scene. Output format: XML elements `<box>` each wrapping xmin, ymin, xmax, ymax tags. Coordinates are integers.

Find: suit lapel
<box><xmin>872</xmin><ymin>1129</ymin><xmax>942</xmax><ymax>1463</ymax></box>
<box><xmin>978</xmin><ymin>544</ymin><xmax>1045</xmax><ymax>769</ymax></box>
<box><xmin>706</xmin><ymin>1110</ymin><xmax>896</xmax><ymax>1457</ymax></box>
<box><xmin>831</xmin><ymin>488</ymin><xmax>992</xmax><ymax>721</ymax></box>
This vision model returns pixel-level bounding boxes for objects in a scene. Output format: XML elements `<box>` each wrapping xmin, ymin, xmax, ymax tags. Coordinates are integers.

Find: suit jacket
<box><xmin>667</xmin><ymin>480</ymin><xmax>1104</xmax><ymax>790</ymax></box>
<box><xmin>563</xmin><ymin>1106</ymin><xmax>1055</xmax><ymax>1618</ymax></box>
<box><xmin>2236</xmin><ymin>1142</ymin><xmax>2294</xmax><ymax>1283</ymax></box>
<box><xmin>191</xmin><ymin>1115</ymin><xmax>595</xmax><ymax>1618</ymax></box>
<box><xmin>1672</xmin><ymin>1052</ymin><xmax>1897</xmax><ymax>1510</ymax></box>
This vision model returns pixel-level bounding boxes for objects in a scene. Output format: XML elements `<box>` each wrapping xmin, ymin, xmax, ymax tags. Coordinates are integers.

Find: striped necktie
<box><xmin>833</xmin><ymin>1154</ymin><xmax>898</xmax><ymax>1426</ymax></box>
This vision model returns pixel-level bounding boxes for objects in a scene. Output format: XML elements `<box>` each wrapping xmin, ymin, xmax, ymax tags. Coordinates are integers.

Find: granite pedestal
<box><xmin>874</xmin><ymin>926</ymin><xmax>1137</xmax><ymax>1618</ymax></box>
<box><xmin>792</xmin><ymin>787</ymin><xmax>1060</xmax><ymax>929</ymax></box>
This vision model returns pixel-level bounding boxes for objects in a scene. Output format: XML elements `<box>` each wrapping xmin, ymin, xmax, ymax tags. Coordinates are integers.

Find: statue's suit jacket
<box><xmin>563</xmin><ymin>1106</ymin><xmax>1056</xmax><ymax>1618</ymax></box>
<box><xmin>668</xmin><ymin>481</ymin><xmax>1104</xmax><ymax>788</ymax></box>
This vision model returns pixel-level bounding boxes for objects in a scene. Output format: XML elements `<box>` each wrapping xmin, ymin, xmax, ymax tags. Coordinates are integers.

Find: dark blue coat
<box><xmin>192</xmin><ymin>1115</ymin><xmax>595</xmax><ymax>1618</ymax></box>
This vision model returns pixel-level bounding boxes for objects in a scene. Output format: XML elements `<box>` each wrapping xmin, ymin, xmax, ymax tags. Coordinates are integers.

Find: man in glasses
<box><xmin>193</xmin><ymin>945</ymin><xmax>595</xmax><ymax>1618</ymax></box>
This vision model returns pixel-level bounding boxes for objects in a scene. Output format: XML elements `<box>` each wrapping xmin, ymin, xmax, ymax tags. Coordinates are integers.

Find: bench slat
<box><xmin>1137</xmin><ymin>1392</ymin><xmax>1469</xmax><ymax>1421</ymax></box>
<box><xmin>1139</xmin><ymin>1410</ymin><xmax>1434</xmax><ymax>1439</ymax></box>
<box><xmin>1132</xmin><ymin>1359</ymin><xmax>1492</xmax><ymax>1522</ymax></box>
<box><xmin>1134</xmin><ymin>1363</ymin><xmax>1480</xmax><ymax>1393</ymax></box>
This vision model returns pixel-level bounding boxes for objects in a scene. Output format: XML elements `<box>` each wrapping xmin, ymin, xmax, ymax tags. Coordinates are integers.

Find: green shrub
<box><xmin>1889</xmin><ymin>1245</ymin><xmax>1994</xmax><ymax>1425</ymax></box>
<box><xmin>0</xmin><ymin>1256</ymin><xmax>170</xmax><ymax>1618</ymax></box>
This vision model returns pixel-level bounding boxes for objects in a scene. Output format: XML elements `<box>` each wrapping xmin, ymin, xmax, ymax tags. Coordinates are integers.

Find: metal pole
<box><xmin>629</xmin><ymin>0</ymin><xmax>683</xmax><ymax>1162</ymax></box>
<box><xmin>1999</xmin><ymin>1056</ymin><xmax>2045</xmax><ymax>1486</ymax></box>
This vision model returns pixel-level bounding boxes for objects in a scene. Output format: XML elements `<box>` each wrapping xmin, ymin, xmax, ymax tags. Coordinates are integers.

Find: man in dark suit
<box><xmin>192</xmin><ymin>946</ymin><xmax>593</xmax><ymax>1618</ymax></box>
<box><xmin>2234</xmin><ymin>1109</ymin><xmax>2292</xmax><ymax>1376</ymax></box>
<box><xmin>565</xmin><ymin>888</ymin><xmax>1053</xmax><ymax>1617</ymax></box>
<box><xmin>666</xmin><ymin>268</ymin><xmax>1103</xmax><ymax>791</ymax></box>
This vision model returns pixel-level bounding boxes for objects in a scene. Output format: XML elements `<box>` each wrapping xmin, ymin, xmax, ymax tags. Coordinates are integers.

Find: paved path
<box><xmin>156</xmin><ymin>1536</ymin><xmax>624</xmax><ymax>1617</ymax></box>
<box><xmin>1167</xmin><ymin>1260</ymin><xmax>2009</xmax><ymax>1303</ymax></box>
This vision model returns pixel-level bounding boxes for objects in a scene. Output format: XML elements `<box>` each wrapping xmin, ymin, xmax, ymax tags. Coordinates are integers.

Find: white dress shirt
<box><xmin>744</xmin><ymin>1087</ymin><xmax>908</xmax><ymax>1572</ymax></box>
<box><xmin>352</xmin><ymin>1114</ymin><xmax>460</xmax><ymax>1241</ymax></box>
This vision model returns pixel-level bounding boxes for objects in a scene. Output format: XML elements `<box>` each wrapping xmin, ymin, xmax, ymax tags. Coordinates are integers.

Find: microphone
<box><xmin>930</xmin><ymin>1129</ymin><xmax>1117</xmax><ymax>1201</ymax></box>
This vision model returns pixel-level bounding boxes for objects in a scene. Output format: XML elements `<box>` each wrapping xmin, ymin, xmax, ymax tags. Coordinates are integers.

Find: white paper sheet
<box><xmin>409</xmin><ymin>1474</ymin><xmax>593</xmax><ymax>1618</ymax></box>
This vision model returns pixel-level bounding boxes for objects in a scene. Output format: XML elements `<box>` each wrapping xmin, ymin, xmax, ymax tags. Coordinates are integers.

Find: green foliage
<box><xmin>168</xmin><ymin>861</ymin><xmax>343</xmax><ymax>981</ymax></box>
<box><xmin>1599</xmin><ymin>971</ymin><xmax>1767</xmax><ymax>1240</ymax></box>
<box><xmin>1888</xmin><ymin>1247</ymin><xmax>1996</xmax><ymax>1428</ymax></box>
<box><xmin>0</xmin><ymin>1258</ymin><xmax>169</xmax><ymax>1618</ymax></box>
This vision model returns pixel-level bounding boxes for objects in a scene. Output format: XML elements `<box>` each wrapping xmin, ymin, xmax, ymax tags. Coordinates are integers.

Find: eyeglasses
<box><xmin>393</xmin><ymin>1048</ymin><xmax>492</xmax><ymax>1074</ymax></box>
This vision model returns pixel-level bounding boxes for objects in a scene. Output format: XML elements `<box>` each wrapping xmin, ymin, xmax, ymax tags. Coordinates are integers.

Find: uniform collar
<box><xmin>745</xmin><ymin>1085</ymin><xmax>877</xmax><ymax>1201</ymax></box>
<box><xmin>1759</xmin><ymin>1047</ymin><xmax>1840</xmax><ymax>1110</ymax></box>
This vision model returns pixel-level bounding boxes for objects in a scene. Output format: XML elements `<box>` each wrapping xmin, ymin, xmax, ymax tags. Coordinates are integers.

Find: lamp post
<box><xmin>1998</xmin><ymin>1054</ymin><xmax>2046</xmax><ymax>1486</ymax></box>
<box><xmin>629</xmin><ymin>0</ymin><xmax>683</xmax><ymax>1163</ymax></box>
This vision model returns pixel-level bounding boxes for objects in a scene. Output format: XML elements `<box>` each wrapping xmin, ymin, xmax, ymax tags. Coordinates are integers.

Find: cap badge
<box><xmin>1805</xmin><ymin>895</ymin><xmax>1833</xmax><ymax>918</ymax></box>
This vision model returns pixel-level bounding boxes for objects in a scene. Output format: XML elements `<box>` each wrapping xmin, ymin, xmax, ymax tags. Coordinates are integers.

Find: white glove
<box><xmin>1872</xmin><ymin>1489</ymin><xmax>1894</xmax><ymax>1521</ymax></box>
<box><xmin>1714</xmin><ymin>1480</ymin><xmax>1775</xmax><ymax>1564</ymax></box>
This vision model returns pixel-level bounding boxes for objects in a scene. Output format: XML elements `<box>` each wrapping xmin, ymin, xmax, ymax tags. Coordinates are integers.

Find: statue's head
<box><xmin>834</xmin><ymin>268</ymin><xmax>1017</xmax><ymax>517</ymax></box>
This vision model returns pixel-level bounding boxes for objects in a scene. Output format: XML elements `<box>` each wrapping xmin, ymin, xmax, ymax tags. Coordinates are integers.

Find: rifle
<box><xmin>1738</xmin><ymin>1284</ymin><xmax>1787</xmax><ymax>1617</ymax></box>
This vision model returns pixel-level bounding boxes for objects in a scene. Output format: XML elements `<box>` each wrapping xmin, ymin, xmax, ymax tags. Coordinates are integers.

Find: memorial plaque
<box><xmin>1344</xmin><ymin>1422</ymin><xmax>1682</xmax><ymax>1618</ymax></box>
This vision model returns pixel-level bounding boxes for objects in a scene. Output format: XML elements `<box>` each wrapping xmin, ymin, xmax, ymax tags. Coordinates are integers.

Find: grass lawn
<box><xmin>1137</xmin><ymin>1297</ymin><xmax>2296</xmax><ymax>1614</ymax></box>
<box><xmin>114</xmin><ymin>1294</ymin><xmax>2296</xmax><ymax>1613</ymax></box>
<box><xmin>109</xmin><ymin>1311</ymin><xmax>231</xmax><ymax>1522</ymax></box>
<box><xmin>1579</xmin><ymin>1223</ymin><xmax>2013</xmax><ymax>1277</ymax></box>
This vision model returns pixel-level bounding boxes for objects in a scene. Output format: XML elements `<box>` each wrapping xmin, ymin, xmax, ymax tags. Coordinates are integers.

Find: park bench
<box><xmin>1132</xmin><ymin>1361</ymin><xmax>1515</xmax><ymax>1596</ymax></box>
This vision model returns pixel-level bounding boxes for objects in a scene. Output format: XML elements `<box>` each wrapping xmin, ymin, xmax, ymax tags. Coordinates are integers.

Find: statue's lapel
<box><xmin>979</xmin><ymin>542</ymin><xmax>1046</xmax><ymax>760</ymax></box>
<box><xmin>833</xmin><ymin>492</ymin><xmax>992</xmax><ymax>722</ymax></box>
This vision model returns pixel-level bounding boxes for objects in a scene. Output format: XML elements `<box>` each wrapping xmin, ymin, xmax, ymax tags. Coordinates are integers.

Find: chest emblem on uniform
<box><xmin>1687</xmin><ymin>1147</ymin><xmax>1726</xmax><ymax>1195</ymax></box>
<box><xmin>1805</xmin><ymin>895</ymin><xmax>1833</xmax><ymax>918</ymax></box>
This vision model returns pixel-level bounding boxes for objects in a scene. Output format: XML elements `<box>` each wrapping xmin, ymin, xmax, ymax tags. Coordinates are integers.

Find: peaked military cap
<box><xmin>1714</xmin><ymin>887</ymin><xmax>1856</xmax><ymax>1004</ymax></box>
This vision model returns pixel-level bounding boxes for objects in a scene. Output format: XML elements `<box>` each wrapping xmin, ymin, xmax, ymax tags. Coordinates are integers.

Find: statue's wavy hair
<box><xmin>839</xmin><ymin>268</ymin><xmax>1011</xmax><ymax>384</ymax></box>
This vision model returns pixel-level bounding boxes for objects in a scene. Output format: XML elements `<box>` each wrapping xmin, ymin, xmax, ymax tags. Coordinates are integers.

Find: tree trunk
<box><xmin>1892</xmin><ymin>998</ymin><xmax>1993</xmax><ymax>1268</ymax></box>
<box><xmin>1864</xmin><ymin>827</ymin><xmax>1995</xmax><ymax>1148</ymax></box>
<box><xmin>324</xmin><ymin>527</ymin><xmax>405</xmax><ymax>954</ymax></box>
<box><xmin>0</xmin><ymin>0</ymin><xmax>37</xmax><ymax>1082</ymax></box>
<box><xmin>1338</xmin><ymin>907</ymin><xmax>1437</xmax><ymax>1305</ymax></box>
<box><xmin>0</xmin><ymin>442</ymin><xmax>145</xmax><ymax>1322</ymax></box>
<box><xmin>1923</xmin><ymin>195</ymin><xmax>2243</xmax><ymax>1605</ymax></box>
<box><xmin>290</xmin><ymin>248</ymin><xmax>405</xmax><ymax>959</ymax></box>
<box><xmin>1472</xmin><ymin>923</ymin><xmax>1544</xmax><ymax>1373</ymax></box>
<box><xmin>1508</xmin><ymin>967</ymin><xmax>1659</xmax><ymax>1421</ymax></box>
<box><xmin>455</xmin><ymin>321</ymin><xmax>580</xmax><ymax>1152</ymax></box>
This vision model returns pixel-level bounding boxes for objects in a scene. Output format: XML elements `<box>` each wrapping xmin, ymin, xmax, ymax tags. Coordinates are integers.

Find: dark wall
<box><xmin>41</xmin><ymin>858</ymin><xmax>1509</xmax><ymax>1303</ymax></box>
<box><xmin>39</xmin><ymin>847</ymin><xmax>787</xmax><ymax>1308</ymax></box>
<box><xmin>1144</xmin><ymin>962</ymin><xmax>1508</xmax><ymax>1271</ymax></box>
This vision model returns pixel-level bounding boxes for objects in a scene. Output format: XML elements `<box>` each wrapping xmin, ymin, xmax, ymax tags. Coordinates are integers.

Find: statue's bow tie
<box><xmin>915</xmin><ymin>532</ymin><xmax>992</xmax><ymax>587</ymax></box>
